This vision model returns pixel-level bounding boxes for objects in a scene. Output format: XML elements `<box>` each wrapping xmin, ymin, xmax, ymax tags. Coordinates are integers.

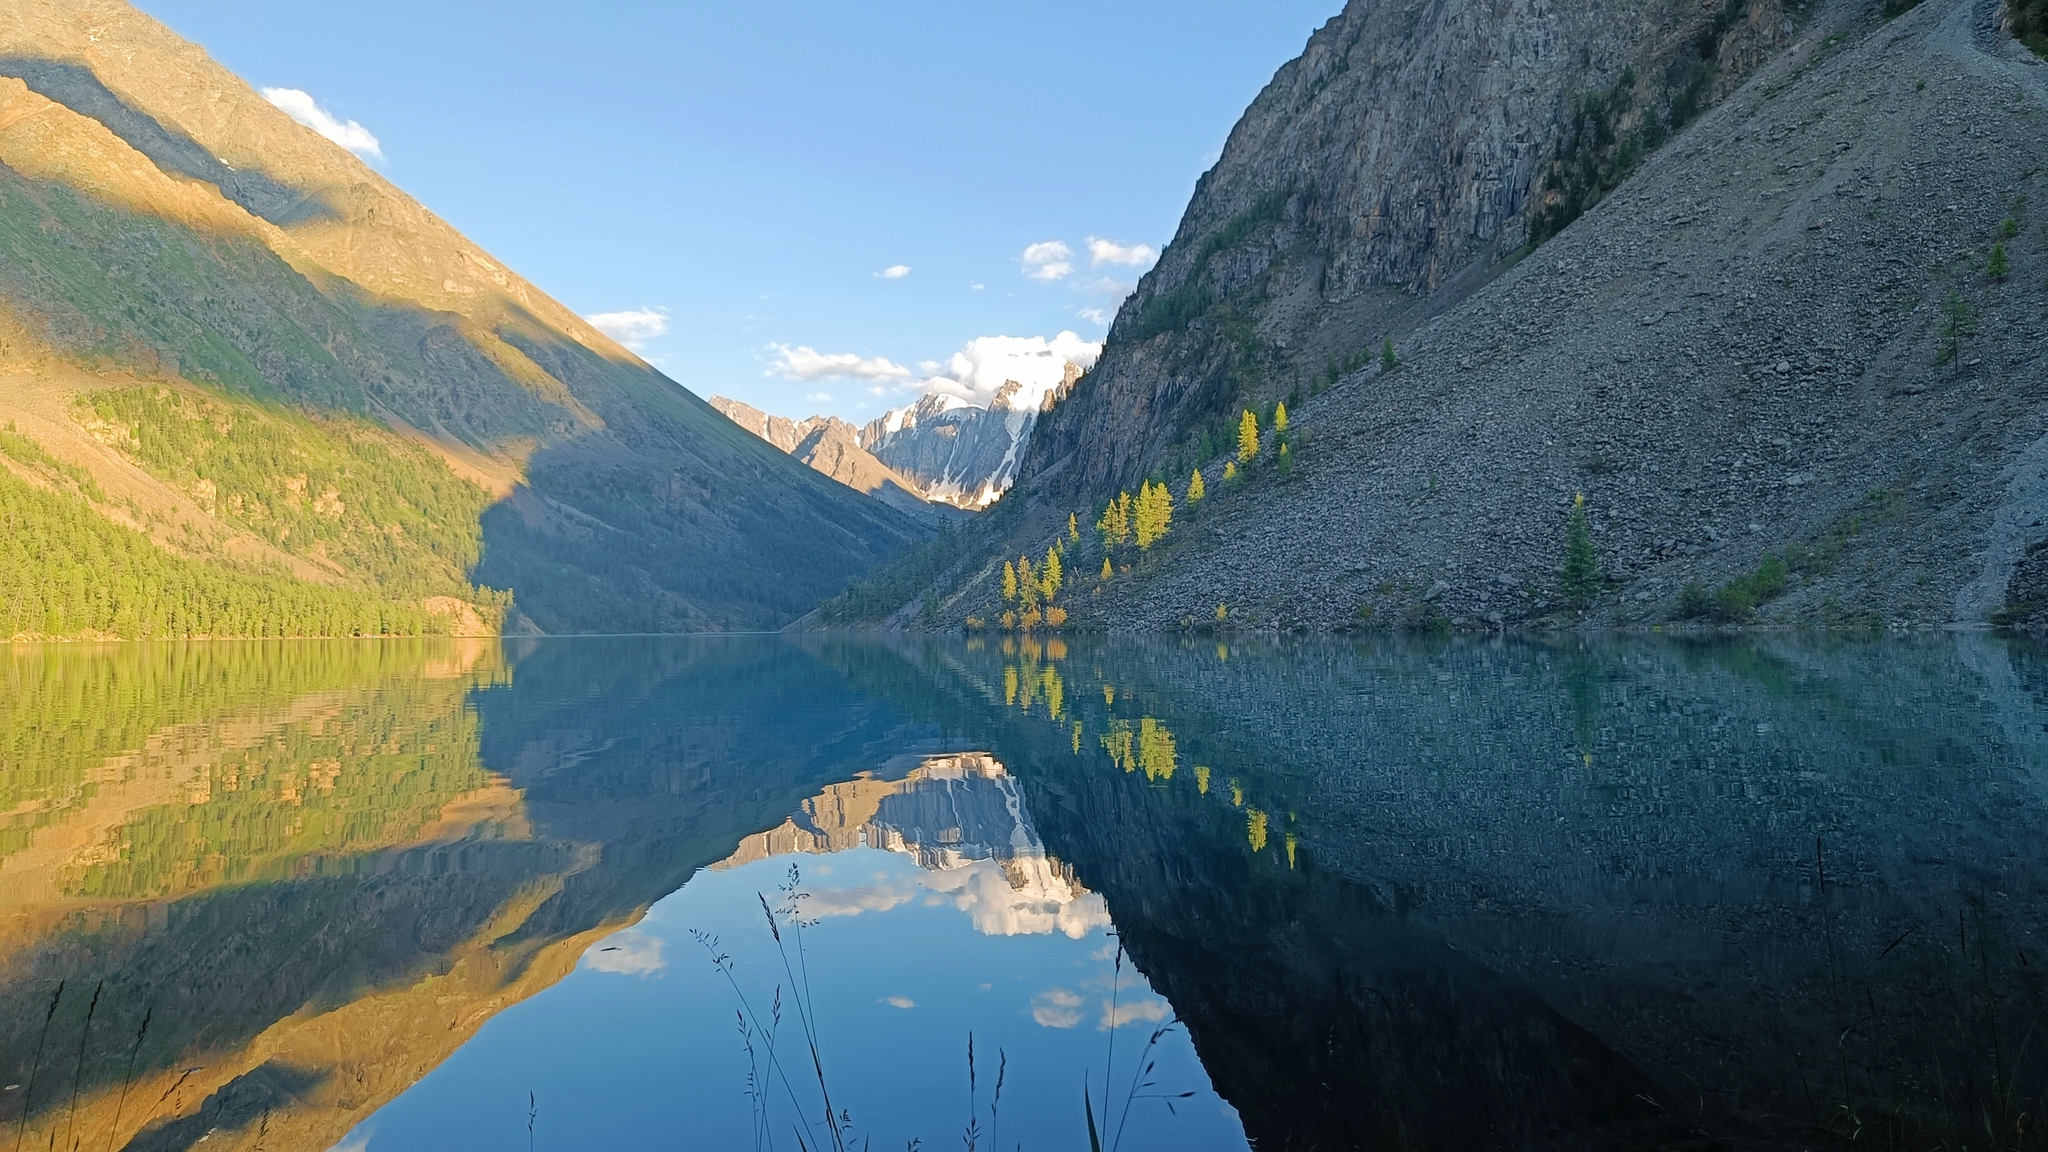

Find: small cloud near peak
<box><xmin>1022</xmin><ymin>240</ymin><xmax>1074</xmax><ymax>282</ymax></box>
<box><xmin>876</xmin><ymin>264</ymin><xmax>912</xmax><ymax>279</ymax></box>
<box><xmin>262</xmin><ymin>88</ymin><xmax>383</xmax><ymax>161</ymax></box>
<box><xmin>585</xmin><ymin>307</ymin><xmax>669</xmax><ymax>350</ymax></box>
<box><xmin>768</xmin><ymin>344</ymin><xmax>913</xmax><ymax>382</ymax></box>
<box><xmin>1087</xmin><ymin>238</ymin><xmax>1157</xmax><ymax>268</ymax></box>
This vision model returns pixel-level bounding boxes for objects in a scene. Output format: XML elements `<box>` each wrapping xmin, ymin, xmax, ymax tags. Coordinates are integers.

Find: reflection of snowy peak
<box><xmin>859</xmin><ymin>361</ymin><xmax>1085</xmax><ymax>509</ymax></box>
<box><xmin>715</xmin><ymin>752</ymin><xmax>1105</xmax><ymax>937</ymax></box>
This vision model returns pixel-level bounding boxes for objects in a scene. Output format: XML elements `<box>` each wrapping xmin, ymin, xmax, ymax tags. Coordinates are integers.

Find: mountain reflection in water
<box><xmin>715</xmin><ymin>752</ymin><xmax>1109</xmax><ymax>939</ymax></box>
<box><xmin>0</xmin><ymin>634</ymin><xmax>2044</xmax><ymax>1150</ymax></box>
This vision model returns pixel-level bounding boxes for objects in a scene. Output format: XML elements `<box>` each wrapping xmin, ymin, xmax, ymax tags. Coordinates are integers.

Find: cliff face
<box><xmin>0</xmin><ymin>0</ymin><xmax>923</xmax><ymax>636</ymax></box>
<box><xmin>921</xmin><ymin>0</ymin><xmax>2048</xmax><ymax>632</ymax></box>
<box><xmin>1019</xmin><ymin>0</ymin><xmax>1796</xmax><ymax>503</ymax></box>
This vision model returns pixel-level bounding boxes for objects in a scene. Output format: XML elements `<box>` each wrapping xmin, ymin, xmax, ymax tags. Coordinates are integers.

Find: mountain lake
<box><xmin>3</xmin><ymin>632</ymin><xmax>2046</xmax><ymax>1150</ymax></box>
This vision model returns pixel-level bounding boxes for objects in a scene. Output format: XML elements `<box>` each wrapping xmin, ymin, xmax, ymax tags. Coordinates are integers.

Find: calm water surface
<box><xmin>4</xmin><ymin>633</ymin><xmax>2048</xmax><ymax>1150</ymax></box>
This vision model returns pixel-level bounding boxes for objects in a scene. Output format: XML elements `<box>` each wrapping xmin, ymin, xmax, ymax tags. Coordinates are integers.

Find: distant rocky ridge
<box><xmin>860</xmin><ymin>360</ymin><xmax>1085</xmax><ymax>508</ymax></box>
<box><xmin>707</xmin><ymin>396</ymin><xmax>953</xmax><ymax>521</ymax></box>
<box><xmin>716</xmin><ymin>361</ymin><xmax>1085</xmax><ymax>513</ymax></box>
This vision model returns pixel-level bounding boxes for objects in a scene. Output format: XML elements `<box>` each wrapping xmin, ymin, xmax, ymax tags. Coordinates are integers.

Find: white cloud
<box><xmin>805</xmin><ymin>391</ymin><xmax>833</xmax><ymax>403</ymax></box>
<box><xmin>768</xmin><ymin>345</ymin><xmax>913</xmax><ymax>382</ymax></box>
<box><xmin>1077</xmin><ymin>307</ymin><xmax>1110</xmax><ymax>327</ymax></box>
<box><xmin>1087</xmin><ymin>238</ymin><xmax>1158</xmax><ymax>268</ymax></box>
<box><xmin>585</xmin><ymin>930</ymin><xmax>666</xmax><ymax>976</ymax></box>
<box><xmin>262</xmin><ymin>88</ymin><xmax>383</xmax><ymax>161</ymax></box>
<box><xmin>801</xmin><ymin>882</ymin><xmax>917</xmax><ymax>919</ymax></box>
<box><xmin>876</xmin><ymin>264</ymin><xmax>912</xmax><ymax>279</ymax></box>
<box><xmin>881</xmin><ymin>995</ymin><xmax>916</xmax><ymax>1009</ymax></box>
<box><xmin>1081</xmin><ymin>277</ymin><xmax>1134</xmax><ymax>298</ymax></box>
<box><xmin>1032</xmin><ymin>988</ymin><xmax>1085</xmax><ymax>1029</ymax></box>
<box><xmin>585</xmin><ymin>307</ymin><xmax>670</xmax><ymax>350</ymax></box>
<box><xmin>1021</xmin><ymin>240</ymin><xmax>1074</xmax><ymax>282</ymax></box>
<box><xmin>1101</xmin><ymin>995</ymin><xmax>1172</xmax><ymax>1031</ymax></box>
<box><xmin>970</xmin><ymin>283</ymin><xmax>986</xmax><ymax>291</ymax></box>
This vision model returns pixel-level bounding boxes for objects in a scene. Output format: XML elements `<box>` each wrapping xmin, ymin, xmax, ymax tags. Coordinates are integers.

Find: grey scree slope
<box><xmin>1079</xmin><ymin>0</ymin><xmax>2048</xmax><ymax>632</ymax></box>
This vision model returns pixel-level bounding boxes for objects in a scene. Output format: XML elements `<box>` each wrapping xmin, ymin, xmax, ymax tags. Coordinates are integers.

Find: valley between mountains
<box><xmin>0</xmin><ymin>0</ymin><xmax>2043</xmax><ymax>640</ymax></box>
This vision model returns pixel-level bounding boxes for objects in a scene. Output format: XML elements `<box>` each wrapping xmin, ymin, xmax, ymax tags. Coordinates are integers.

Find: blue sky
<box><xmin>136</xmin><ymin>1</ymin><xmax>1342</xmax><ymax>423</ymax></box>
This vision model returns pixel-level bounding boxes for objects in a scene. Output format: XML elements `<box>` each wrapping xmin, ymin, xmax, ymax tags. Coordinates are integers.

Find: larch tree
<box><xmin>1042</xmin><ymin>546</ymin><xmax>1063</xmax><ymax>601</ymax></box>
<box><xmin>1018</xmin><ymin>556</ymin><xmax>1039</xmax><ymax>609</ymax></box>
<box><xmin>1274</xmin><ymin>402</ymin><xmax>1289</xmax><ymax>436</ymax></box>
<box><xmin>1002</xmin><ymin>560</ymin><xmax>1018</xmax><ymax>603</ymax></box>
<box><xmin>1237</xmin><ymin>409</ymin><xmax>1260</xmax><ymax>463</ymax></box>
<box><xmin>1068</xmin><ymin>513</ymin><xmax>1080</xmax><ymax>542</ymax></box>
<box><xmin>1097</xmin><ymin>492</ymin><xmax>1133</xmax><ymax>550</ymax></box>
<box><xmin>1187</xmin><ymin>468</ymin><xmax>1205</xmax><ymax>503</ymax></box>
<box><xmin>1101</xmin><ymin>556</ymin><xmax>1113</xmax><ymax>581</ymax></box>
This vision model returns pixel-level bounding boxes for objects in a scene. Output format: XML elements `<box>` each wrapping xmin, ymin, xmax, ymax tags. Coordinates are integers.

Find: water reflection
<box><xmin>0</xmin><ymin>633</ymin><xmax>2043</xmax><ymax>1149</ymax></box>
<box><xmin>716</xmin><ymin>753</ymin><xmax>1108</xmax><ymax>939</ymax></box>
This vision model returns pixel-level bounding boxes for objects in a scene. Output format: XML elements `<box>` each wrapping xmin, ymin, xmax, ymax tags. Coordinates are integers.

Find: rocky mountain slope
<box><xmin>724</xmin><ymin>359</ymin><xmax>1087</xmax><ymax>516</ymax></box>
<box><xmin>876</xmin><ymin>0</ymin><xmax>2048</xmax><ymax>633</ymax></box>
<box><xmin>861</xmin><ymin>361</ymin><xmax>1086</xmax><ymax>508</ymax></box>
<box><xmin>0</xmin><ymin>0</ymin><xmax>923</xmax><ymax>638</ymax></box>
<box><xmin>707</xmin><ymin>395</ymin><xmax>953</xmax><ymax>520</ymax></box>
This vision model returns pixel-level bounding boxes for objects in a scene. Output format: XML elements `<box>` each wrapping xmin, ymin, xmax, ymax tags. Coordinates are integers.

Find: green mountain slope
<box><xmin>0</xmin><ymin>0</ymin><xmax>924</xmax><ymax>638</ymax></box>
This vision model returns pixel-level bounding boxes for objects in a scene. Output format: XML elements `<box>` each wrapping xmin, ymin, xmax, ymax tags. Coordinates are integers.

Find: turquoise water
<box><xmin>4</xmin><ymin>633</ymin><xmax>2047</xmax><ymax>1150</ymax></box>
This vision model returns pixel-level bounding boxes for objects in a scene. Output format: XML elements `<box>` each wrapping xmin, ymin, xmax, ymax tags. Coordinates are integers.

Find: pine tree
<box><xmin>1278</xmin><ymin>441</ymin><xmax>1293</xmax><ymax>477</ymax></box>
<box><xmin>1002</xmin><ymin>560</ymin><xmax>1018</xmax><ymax>602</ymax></box>
<box><xmin>1187</xmin><ymin>468</ymin><xmax>1205</xmax><ymax>503</ymax></box>
<box><xmin>1381</xmin><ymin>338</ymin><xmax>1398</xmax><ymax>371</ymax></box>
<box><xmin>1237</xmin><ymin>410</ymin><xmax>1260</xmax><ymax>464</ymax></box>
<box><xmin>1274</xmin><ymin>403</ymin><xmax>1289</xmax><ymax>437</ymax></box>
<box><xmin>1042</xmin><ymin>546</ymin><xmax>1063</xmax><ymax>601</ymax></box>
<box><xmin>1562</xmin><ymin>492</ymin><xmax>1599</xmax><ymax>606</ymax></box>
